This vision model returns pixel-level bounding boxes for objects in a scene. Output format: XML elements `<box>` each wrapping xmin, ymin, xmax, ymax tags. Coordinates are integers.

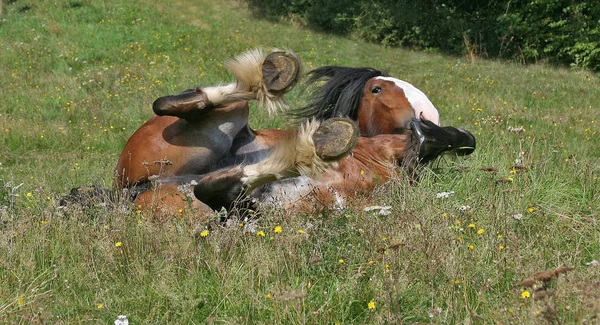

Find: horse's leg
<box><xmin>152</xmin><ymin>49</ymin><xmax>301</xmax><ymax>119</ymax></box>
<box><xmin>411</xmin><ymin>119</ymin><xmax>476</xmax><ymax>163</ymax></box>
<box><xmin>193</xmin><ymin>118</ymin><xmax>359</xmax><ymax>211</ymax></box>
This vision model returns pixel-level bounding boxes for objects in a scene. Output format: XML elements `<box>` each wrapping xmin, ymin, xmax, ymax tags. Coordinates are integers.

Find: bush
<box><xmin>246</xmin><ymin>0</ymin><xmax>600</xmax><ymax>71</ymax></box>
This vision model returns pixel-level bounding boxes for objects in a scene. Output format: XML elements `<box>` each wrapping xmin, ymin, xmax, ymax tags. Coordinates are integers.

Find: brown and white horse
<box><xmin>114</xmin><ymin>49</ymin><xmax>475</xmax><ymax>217</ymax></box>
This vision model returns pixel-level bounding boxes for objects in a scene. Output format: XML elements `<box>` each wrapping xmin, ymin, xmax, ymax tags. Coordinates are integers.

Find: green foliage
<box><xmin>247</xmin><ymin>0</ymin><xmax>600</xmax><ymax>71</ymax></box>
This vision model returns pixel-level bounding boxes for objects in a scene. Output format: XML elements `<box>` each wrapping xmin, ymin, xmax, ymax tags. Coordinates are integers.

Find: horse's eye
<box><xmin>371</xmin><ymin>86</ymin><xmax>382</xmax><ymax>94</ymax></box>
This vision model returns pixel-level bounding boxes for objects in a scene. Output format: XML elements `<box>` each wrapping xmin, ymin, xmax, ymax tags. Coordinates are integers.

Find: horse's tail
<box><xmin>204</xmin><ymin>48</ymin><xmax>301</xmax><ymax>115</ymax></box>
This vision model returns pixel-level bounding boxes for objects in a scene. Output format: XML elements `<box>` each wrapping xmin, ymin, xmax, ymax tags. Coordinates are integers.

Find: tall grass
<box><xmin>1</xmin><ymin>0</ymin><xmax>599</xmax><ymax>323</ymax></box>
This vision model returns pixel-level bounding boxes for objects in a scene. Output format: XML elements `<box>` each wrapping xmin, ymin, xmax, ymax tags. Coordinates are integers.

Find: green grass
<box><xmin>1</xmin><ymin>0</ymin><xmax>599</xmax><ymax>323</ymax></box>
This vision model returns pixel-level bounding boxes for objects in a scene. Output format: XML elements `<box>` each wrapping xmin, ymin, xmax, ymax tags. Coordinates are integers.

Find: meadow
<box><xmin>1</xmin><ymin>0</ymin><xmax>599</xmax><ymax>323</ymax></box>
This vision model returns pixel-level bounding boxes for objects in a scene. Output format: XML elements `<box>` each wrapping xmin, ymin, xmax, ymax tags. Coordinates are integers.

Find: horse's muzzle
<box><xmin>410</xmin><ymin>119</ymin><xmax>476</xmax><ymax>163</ymax></box>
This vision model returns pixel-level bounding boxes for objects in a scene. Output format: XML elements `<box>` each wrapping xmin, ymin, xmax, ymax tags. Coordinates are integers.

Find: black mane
<box><xmin>289</xmin><ymin>66</ymin><xmax>386</xmax><ymax>121</ymax></box>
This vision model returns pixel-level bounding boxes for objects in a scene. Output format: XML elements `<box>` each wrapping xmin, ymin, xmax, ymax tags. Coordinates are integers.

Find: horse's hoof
<box><xmin>153</xmin><ymin>88</ymin><xmax>212</xmax><ymax>118</ymax></box>
<box><xmin>313</xmin><ymin>118</ymin><xmax>359</xmax><ymax>161</ymax></box>
<box><xmin>262</xmin><ymin>51</ymin><xmax>301</xmax><ymax>93</ymax></box>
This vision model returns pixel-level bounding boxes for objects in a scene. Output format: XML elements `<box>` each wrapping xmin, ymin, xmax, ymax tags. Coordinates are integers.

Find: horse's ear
<box><xmin>152</xmin><ymin>88</ymin><xmax>213</xmax><ymax>119</ymax></box>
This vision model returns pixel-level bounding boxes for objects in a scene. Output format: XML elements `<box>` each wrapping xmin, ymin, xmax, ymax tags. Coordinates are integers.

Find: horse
<box><xmin>114</xmin><ymin>49</ymin><xmax>476</xmax><ymax>217</ymax></box>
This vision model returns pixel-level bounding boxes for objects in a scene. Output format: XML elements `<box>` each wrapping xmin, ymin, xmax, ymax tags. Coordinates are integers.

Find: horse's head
<box><xmin>292</xmin><ymin>66</ymin><xmax>439</xmax><ymax>137</ymax></box>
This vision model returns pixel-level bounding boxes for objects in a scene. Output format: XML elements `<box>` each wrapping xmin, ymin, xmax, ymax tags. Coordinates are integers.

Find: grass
<box><xmin>1</xmin><ymin>0</ymin><xmax>599</xmax><ymax>323</ymax></box>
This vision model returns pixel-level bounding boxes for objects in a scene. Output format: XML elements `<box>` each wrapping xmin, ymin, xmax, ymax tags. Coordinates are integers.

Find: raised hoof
<box><xmin>152</xmin><ymin>88</ymin><xmax>212</xmax><ymax>118</ymax></box>
<box><xmin>262</xmin><ymin>51</ymin><xmax>301</xmax><ymax>93</ymax></box>
<box><xmin>313</xmin><ymin>118</ymin><xmax>359</xmax><ymax>161</ymax></box>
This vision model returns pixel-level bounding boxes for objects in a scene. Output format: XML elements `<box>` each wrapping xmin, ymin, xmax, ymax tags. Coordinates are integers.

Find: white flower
<box><xmin>512</xmin><ymin>213</ymin><xmax>523</xmax><ymax>220</ymax></box>
<box><xmin>586</xmin><ymin>260</ymin><xmax>599</xmax><ymax>267</ymax></box>
<box><xmin>436</xmin><ymin>191</ymin><xmax>455</xmax><ymax>199</ymax></box>
<box><xmin>458</xmin><ymin>205</ymin><xmax>471</xmax><ymax>211</ymax></box>
<box><xmin>363</xmin><ymin>205</ymin><xmax>392</xmax><ymax>216</ymax></box>
<box><xmin>114</xmin><ymin>315</ymin><xmax>129</xmax><ymax>325</ymax></box>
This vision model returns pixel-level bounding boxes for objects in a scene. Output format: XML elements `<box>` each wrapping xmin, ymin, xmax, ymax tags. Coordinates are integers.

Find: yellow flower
<box><xmin>468</xmin><ymin>244</ymin><xmax>475</xmax><ymax>250</ymax></box>
<box><xmin>507</xmin><ymin>177</ymin><xmax>514</xmax><ymax>182</ymax></box>
<box><xmin>454</xmin><ymin>280</ymin><xmax>461</xmax><ymax>285</ymax></box>
<box><xmin>256</xmin><ymin>231</ymin><xmax>266</xmax><ymax>237</ymax></box>
<box><xmin>200</xmin><ymin>230</ymin><xmax>209</xmax><ymax>237</ymax></box>
<box><xmin>477</xmin><ymin>228</ymin><xmax>485</xmax><ymax>235</ymax></box>
<box><xmin>360</xmin><ymin>169</ymin><xmax>365</xmax><ymax>175</ymax></box>
<box><xmin>368</xmin><ymin>301</ymin><xmax>375</xmax><ymax>310</ymax></box>
<box><xmin>468</xmin><ymin>223</ymin><xmax>476</xmax><ymax>228</ymax></box>
<box><xmin>528</xmin><ymin>207</ymin><xmax>535</xmax><ymax>213</ymax></box>
<box><xmin>297</xmin><ymin>229</ymin><xmax>305</xmax><ymax>234</ymax></box>
<box><xmin>368</xmin><ymin>260</ymin><xmax>375</xmax><ymax>266</ymax></box>
<box><xmin>498</xmin><ymin>245</ymin><xmax>505</xmax><ymax>250</ymax></box>
<box><xmin>509</xmin><ymin>169</ymin><xmax>517</xmax><ymax>174</ymax></box>
<box><xmin>266</xmin><ymin>293</ymin><xmax>272</xmax><ymax>299</ymax></box>
<box><xmin>521</xmin><ymin>290</ymin><xmax>531</xmax><ymax>299</ymax></box>
<box><xmin>338</xmin><ymin>259</ymin><xmax>345</xmax><ymax>264</ymax></box>
<box><xmin>115</xmin><ymin>241</ymin><xmax>122</xmax><ymax>247</ymax></box>
<box><xmin>97</xmin><ymin>303</ymin><xmax>103</xmax><ymax>309</ymax></box>
<box><xmin>273</xmin><ymin>226</ymin><xmax>282</xmax><ymax>233</ymax></box>
<box><xmin>17</xmin><ymin>296</ymin><xmax>24</xmax><ymax>306</ymax></box>
<box><xmin>26</xmin><ymin>192</ymin><xmax>32</xmax><ymax>197</ymax></box>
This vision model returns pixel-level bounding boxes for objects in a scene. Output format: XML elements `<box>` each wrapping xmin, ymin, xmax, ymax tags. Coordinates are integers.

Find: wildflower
<box><xmin>436</xmin><ymin>191</ymin><xmax>455</xmax><ymax>199</ymax></box>
<box><xmin>114</xmin><ymin>315</ymin><xmax>129</xmax><ymax>325</ymax></box>
<box><xmin>521</xmin><ymin>290</ymin><xmax>531</xmax><ymax>299</ymax></box>
<box><xmin>26</xmin><ymin>192</ymin><xmax>32</xmax><ymax>197</ymax></box>
<box><xmin>477</xmin><ymin>228</ymin><xmax>485</xmax><ymax>235</ymax></box>
<box><xmin>527</xmin><ymin>207</ymin><xmax>535</xmax><ymax>213</ymax></box>
<box><xmin>458</xmin><ymin>205</ymin><xmax>471</xmax><ymax>211</ymax></box>
<box><xmin>468</xmin><ymin>244</ymin><xmax>475</xmax><ymax>250</ymax></box>
<box><xmin>297</xmin><ymin>229</ymin><xmax>305</xmax><ymax>234</ymax></box>
<box><xmin>360</xmin><ymin>169</ymin><xmax>365</xmax><ymax>175</ymax></box>
<box><xmin>273</xmin><ymin>226</ymin><xmax>282</xmax><ymax>233</ymax></box>
<box><xmin>115</xmin><ymin>242</ymin><xmax>122</xmax><ymax>247</ymax></box>
<box><xmin>511</xmin><ymin>213</ymin><xmax>523</xmax><ymax>220</ymax></box>
<box><xmin>368</xmin><ymin>260</ymin><xmax>375</xmax><ymax>266</ymax></box>
<box><xmin>507</xmin><ymin>177</ymin><xmax>514</xmax><ymax>182</ymax></box>
<box><xmin>266</xmin><ymin>293</ymin><xmax>272</xmax><ymax>299</ymax></box>
<box><xmin>338</xmin><ymin>259</ymin><xmax>345</xmax><ymax>264</ymax></box>
<box><xmin>368</xmin><ymin>301</ymin><xmax>376</xmax><ymax>310</ymax></box>
<box><xmin>256</xmin><ymin>231</ymin><xmax>266</xmax><ymax>237</ymax></box>
<box><xmin>498</xmin><ymin>245</ymin><xmax>505</xmax><ymax>250</ymax></box>
<box><xmin>17</xmin><ymin>296</ymin><xmax>24</xmax><ymax>306</ymax></box>
<box><xmin>468</xmin><ymin>223</ymin><xmax>476</xmax><ymax>229</ymax></box>
<box><xmin>97</xmin><ymin>303</ymin><xmax>103</xmax><ymax>309</ymax></box>
<box><xmin>200</xmin><ymin>230</ymin><xmax>209</xmax><ymax>237</ymax></box>
<box><xmin>454</xmin><ymin>280</ymin><xmax>461</xmax><ymax>285</ymax></box>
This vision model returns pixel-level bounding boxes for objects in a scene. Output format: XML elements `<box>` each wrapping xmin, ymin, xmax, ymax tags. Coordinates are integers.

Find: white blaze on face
<box><xmin>376</xmin><ymin>76</ymin><xmax>440</xmax><ymax>125</ymax></box>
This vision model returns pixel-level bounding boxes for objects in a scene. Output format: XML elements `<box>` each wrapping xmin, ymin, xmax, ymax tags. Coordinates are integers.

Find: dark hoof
<box><xmin>313</xmin><ymin>118</ymin><xmax>359</xmax><ymax>161</ymax></box>
<box><xmin>262</xmin><ymin>51</ymin><xmax>301</xmax><ymax>93</ymax></box>
<box><xmin>152</xmin><ymin>88</ymin><xmax>212</xmax><ymax>118</ymax></box>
